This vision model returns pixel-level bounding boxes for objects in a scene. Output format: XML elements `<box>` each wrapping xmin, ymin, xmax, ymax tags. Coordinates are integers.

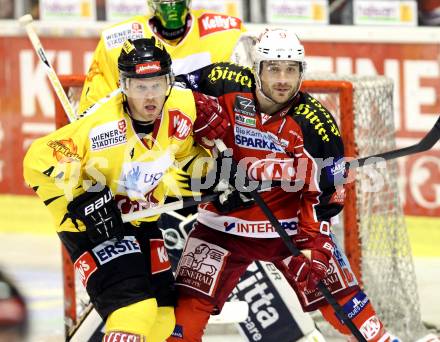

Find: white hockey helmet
<box><xmin>253</xmin><ymin>28</ymin><xmax>306</xmax><ymax>98</ymax></box>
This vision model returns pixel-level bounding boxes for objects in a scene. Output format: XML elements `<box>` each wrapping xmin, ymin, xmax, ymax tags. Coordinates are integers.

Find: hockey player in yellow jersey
<box><xmin>23</xmin><ymin>38</ymin><xmax>228</xmax><ymax>342</ymax></box>
<box><xmin>79</xmin><ymin>0</ymin><xmax>246</xmax><ymax>113</ymax></box>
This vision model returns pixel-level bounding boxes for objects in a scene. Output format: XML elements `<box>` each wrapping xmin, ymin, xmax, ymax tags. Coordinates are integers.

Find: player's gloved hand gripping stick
<box><xmin>123</xmin><ymin>115</ymin><xmax>440</xmax><ymax>221</ymax></box>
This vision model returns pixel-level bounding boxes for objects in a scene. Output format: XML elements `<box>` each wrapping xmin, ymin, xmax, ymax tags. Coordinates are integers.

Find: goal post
<box><xmin>300</xmin><ymin>80</ymin><xmax>360</xmax><ymax>282</ymax></box>
<box><xmin>53</xmin><ymin>74</ymin><xmax>427</xmax><ymax>340</ymax></box>
<box><xmin>303</xmin><ymin>73</ymin><xmax>427</xmax><ymax>340</ymax></box>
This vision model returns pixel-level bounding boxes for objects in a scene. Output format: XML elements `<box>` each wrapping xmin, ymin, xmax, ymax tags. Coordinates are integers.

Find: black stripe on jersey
<box><xmin>44</xmin><ymin>195</ymin><xmax>64</xmax><ymax>206</ymax></box>
<box><xmin>181</xmin><ymin>154</ymin><xmax>198</xmax><ymax>173</ymax></box>
<box><xmin>176</xmin><ymin>173</ymin><xmax>192</xmax><ymax>190</ymax></box>
<box><xmin>59</xmin><ymin>213</ymin><xmax>68</xmax><ymax>226</ymax></box>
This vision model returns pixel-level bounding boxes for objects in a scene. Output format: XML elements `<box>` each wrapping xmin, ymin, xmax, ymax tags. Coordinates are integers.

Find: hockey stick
<box><xmin>122</xmin><ymin>180</ymin><xmax>279</xmax><ymax>222</ymax></box>
<box><xmin>351</xmin><ymin>115</ymin><xmax>440</xmax><ymax>168</ymax></box>
<box><xmin>122</xmin><ymin>193</ymin><xmax>218</xmax><ymax>222</ymax></box>
<box><xmin>213</xmin><ymin>139</ymin><xmax>368</xmax><ymax>342</ymax></box>
<box><xmin>18</xmin><ymin>16</ymin><xmax>109</xmax><ymax>340</ymax></box>
<box><xmin>19</xmin><ymin>14</ymin><xmax>122</xmax><ymax>123</ymax></box>
<box><xmin>19</xmin><ymin>14</ymin><xmax>77</xmax><ymax>122</ymax></box>
<box><xmin>19</xmin><ymin>14</ymin><xmax>92</xmax><ymax>340</ymax></box>
<box><xmin>124</xmin><ymin>115</ymin><xmax>440</xmax><ymax>221</ymax></box>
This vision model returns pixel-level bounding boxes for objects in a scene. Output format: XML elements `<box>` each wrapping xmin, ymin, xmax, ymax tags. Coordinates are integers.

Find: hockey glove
<box><xmin>67</xmin><ymin>185</ymin><xmax>124</xmax><ymax>244</ymax></box>
<box><xmin>286</xmin><ymin>230</ymin><xmax>334</xmax><ymax>291</ymax></box>
<box><xmin>193</xmin><ymin>91</ymin><xmax>230</xmax><ymax>149</ymax></box>
<box><xmin>212</xmin><ymin>182</ymin><xmax>255</xmax><ymax>213</ymax></box>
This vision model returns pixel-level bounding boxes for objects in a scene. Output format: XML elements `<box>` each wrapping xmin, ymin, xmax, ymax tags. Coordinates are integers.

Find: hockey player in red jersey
<box><xmin>168</xmin><ymin>29</ymin><xmax>394</xmax><ymax>342</ymax></box>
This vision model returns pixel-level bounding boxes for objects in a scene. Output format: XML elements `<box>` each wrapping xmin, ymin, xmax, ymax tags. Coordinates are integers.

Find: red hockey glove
<box><xmin>286</xmin><ymin>232</ymin><xmax>334</xmax><ymax>291</ymax></box>
<box><xmin>193</xmin><ymin>92</ymin><xmax>230</xmax><ymax>149</ymax></box>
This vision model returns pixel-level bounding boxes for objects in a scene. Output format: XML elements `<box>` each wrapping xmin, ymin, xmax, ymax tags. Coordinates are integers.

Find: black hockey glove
<box><xmin>67</xmin><ymin>185</ymin><xmax>124</xmax><ymax>244</ymax></box>
<box><xmin>213</xmin><ymin>182</ymin><xmax>255</xmax><ymax>214</ymax></box>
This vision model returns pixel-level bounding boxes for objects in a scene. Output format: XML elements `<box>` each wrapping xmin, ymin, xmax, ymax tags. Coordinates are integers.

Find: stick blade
<box><xmin>435</xmin><ymin>115</ymin><xmax>440</xmax><ymax>131</ymax></box>
<box><xmin>18</xmin><ymin>14</ymin><xmax>34</xmax><ymax>26</ymax></box>
<box><xmin>418</xmin><ymin>115</ymin><xmax>440</xmax><ymax>151</ymax></box>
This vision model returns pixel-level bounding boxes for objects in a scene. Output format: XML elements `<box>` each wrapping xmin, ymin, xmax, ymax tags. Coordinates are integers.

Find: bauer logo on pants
<box><xmin>175</xmin><ymin>238</ymin><xmax>230</xmax><ymax>296</ymax></box>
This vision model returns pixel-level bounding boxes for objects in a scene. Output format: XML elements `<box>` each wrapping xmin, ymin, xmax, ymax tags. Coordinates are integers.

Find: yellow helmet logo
<box><xmin>154</xmin><ymin>38</ymin><xmax>164</xmax><ymax>51</ymax></box>
<box><xmin>122</xmin><ymin>40</ymin><xmax>135</xmax><ymax>54</ymax></box>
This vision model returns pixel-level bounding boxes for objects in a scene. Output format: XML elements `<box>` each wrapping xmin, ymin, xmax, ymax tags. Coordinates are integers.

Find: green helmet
<box><xmin>147</xmin><ymin>0</ymin><xmax>191</xmax><ymax>30</ymax></box>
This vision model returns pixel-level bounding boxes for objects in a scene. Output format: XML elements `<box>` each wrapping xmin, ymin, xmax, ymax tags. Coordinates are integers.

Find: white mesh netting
<box><xmin>305</xmin><ymin>73</ymin><xmax>427</xmax><ymax>340</ymax></box>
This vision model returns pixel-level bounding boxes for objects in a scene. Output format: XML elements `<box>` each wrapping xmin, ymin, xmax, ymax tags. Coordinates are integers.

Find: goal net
<box><xmin>303</xmin><ymin>74</ymin><xmax>427</xmax><ymax>340</ymax></box>
<box><xmin>54</xmin><ymin>74</ymin><xmax>427</xmax><ymax>340</ymax></box>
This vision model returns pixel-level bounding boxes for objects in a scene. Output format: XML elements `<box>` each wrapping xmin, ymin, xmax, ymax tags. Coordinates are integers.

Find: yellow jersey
<box><xmin>24</xmin><ymin>86</ymin><xmax>209</xmax><ymax>233</ymax></box>
<box><xmin>79</xmin><ymin>9</ymin><xmax>246</xmax><ymax>113</ymax></box>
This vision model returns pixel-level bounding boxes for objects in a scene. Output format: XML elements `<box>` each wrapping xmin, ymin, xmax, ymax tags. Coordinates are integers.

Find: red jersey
<box><xmin>178</xmin><ymin>63</ymin><xmax>346</xmax><ymax>238</ymax></box>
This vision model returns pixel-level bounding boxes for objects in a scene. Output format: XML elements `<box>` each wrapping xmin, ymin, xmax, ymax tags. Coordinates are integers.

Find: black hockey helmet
<box><xmin>118</xmin><ymin>37</ymin><xmax>172</xmax><ymax>79</ymax></box>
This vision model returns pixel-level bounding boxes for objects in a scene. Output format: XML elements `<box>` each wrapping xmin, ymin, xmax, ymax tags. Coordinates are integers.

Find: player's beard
<box><xmin>264</xmin><ymin>81</ymin><xmax>298</xmax><ymax>105</ymax></box>
<box><xmin>257</xmin><ymin>80</ymin><xmax>299</xmax><ymax>114</ymax></box>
